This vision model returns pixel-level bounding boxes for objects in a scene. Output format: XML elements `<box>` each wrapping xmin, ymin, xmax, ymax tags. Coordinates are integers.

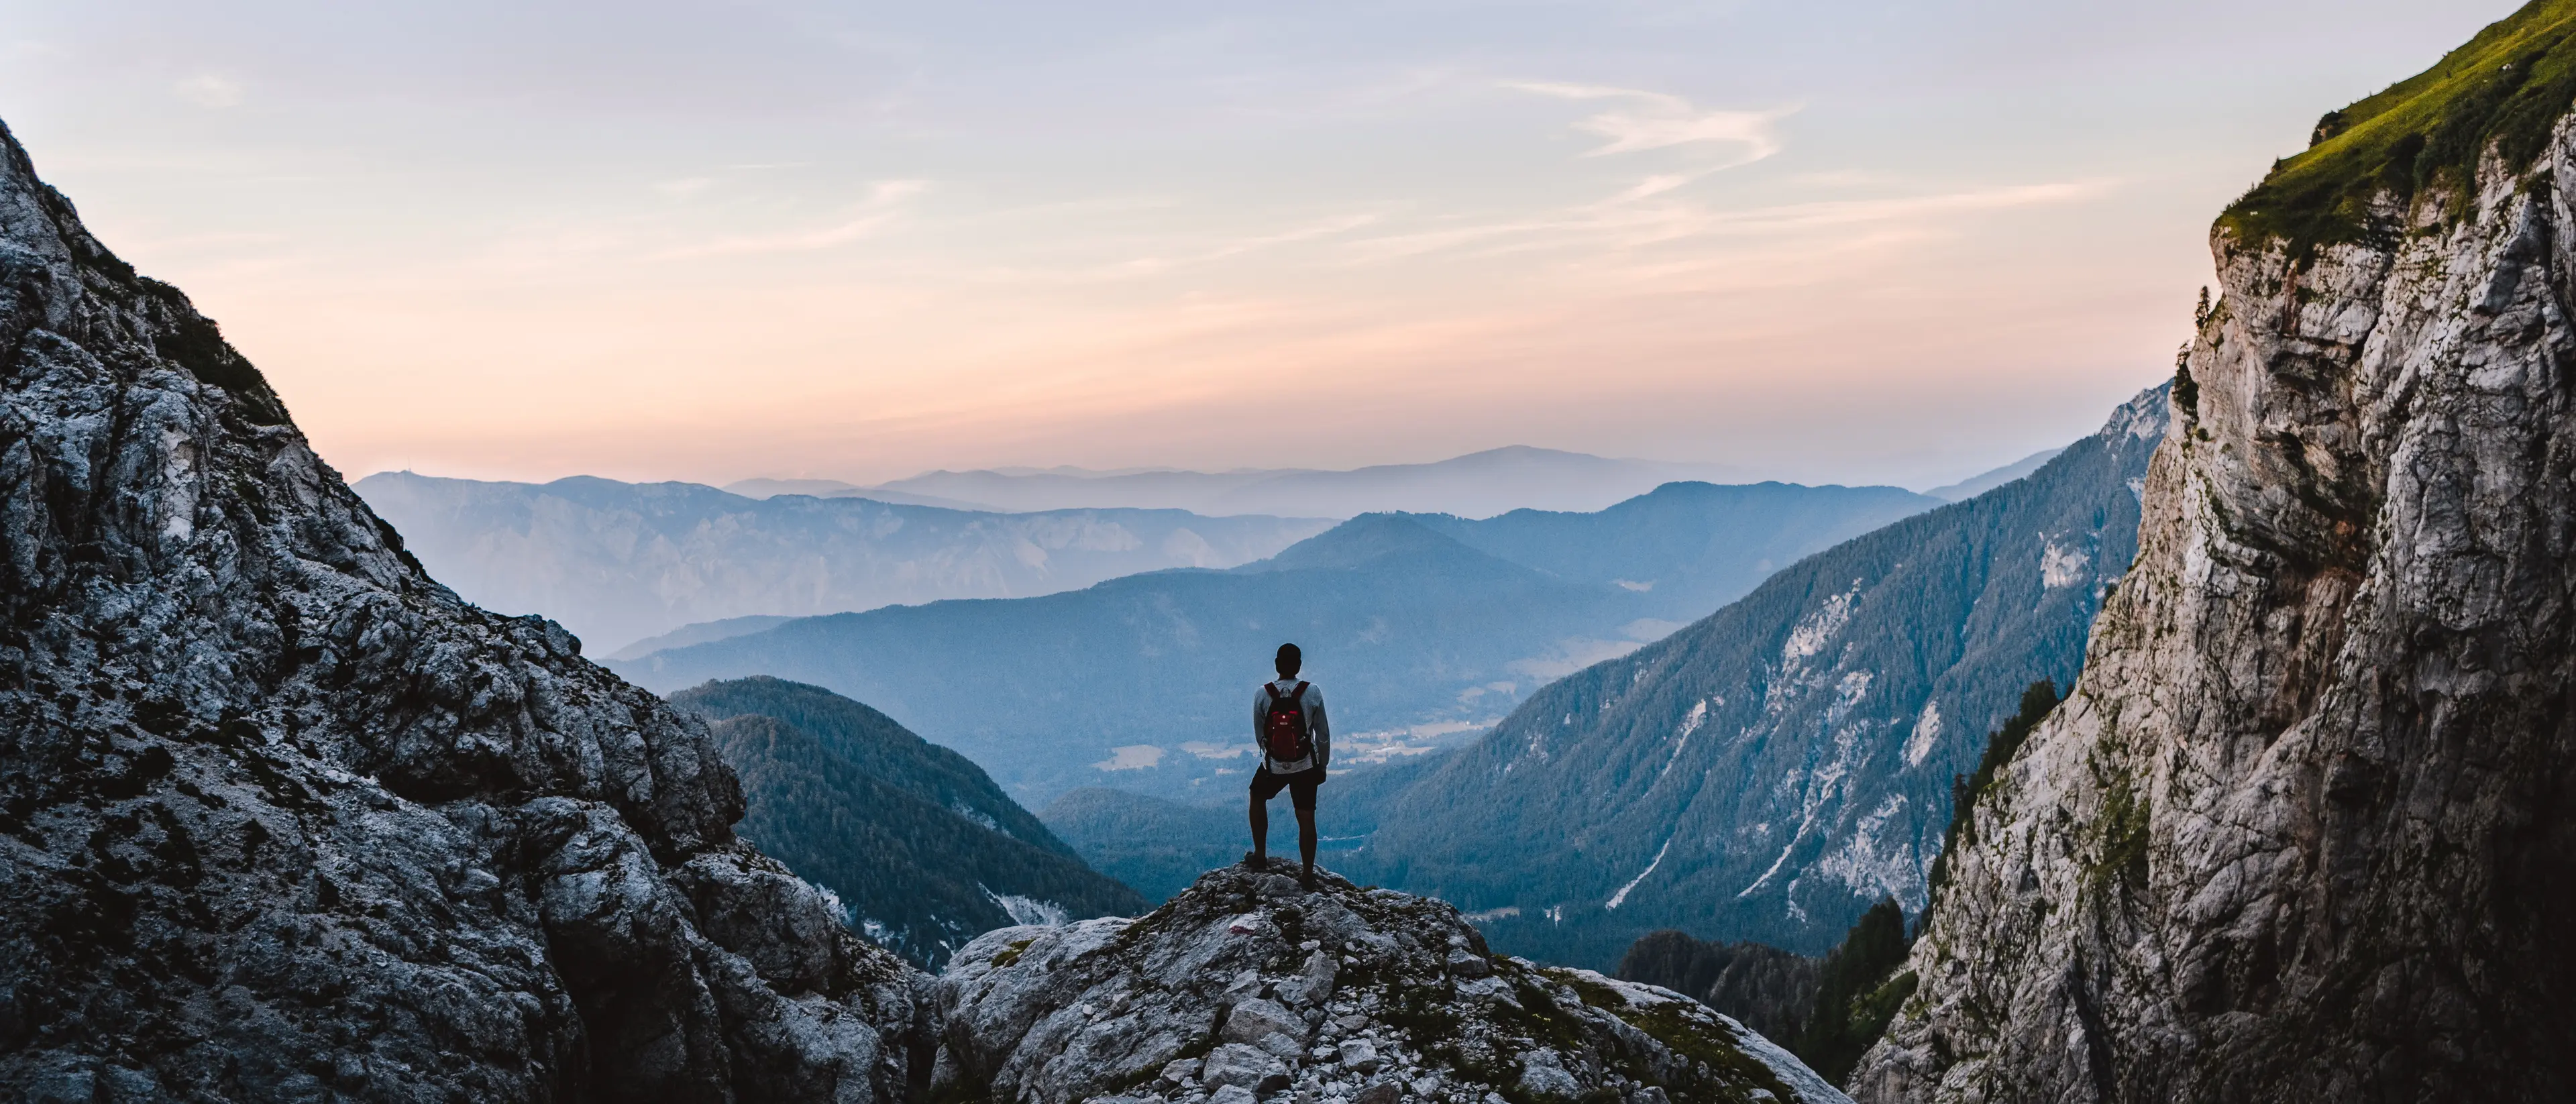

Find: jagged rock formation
<box><xmin>1854</xmin><ymin>9</ymin><xmax>2576</xmax><ymax>1100</ymax></box>
<box><xmin>0</xmin><ymin>121</ymin><xmax>931</xmax><ymax>1100</ymax></box>
<box><xmin>933</xmin><ymin>865</ymin><xmax>1851</xmax><ymax>1104</ymax></box>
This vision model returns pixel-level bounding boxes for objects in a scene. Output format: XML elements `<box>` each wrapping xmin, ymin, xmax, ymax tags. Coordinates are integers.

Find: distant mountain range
<box><xmin>354</xmin><ymin>472</ymin><xmax>1331</xmax><ymax>653</ymax></box>
<box><xmin>1350</xmin><ymin>384</ymin><xmax>2171</xmax><ymax>963</ymax></box>
<box><xmin>610</xmin><ymin>480</ymin><xmax>1938</xmax><ymax>802</ymax></box>
<box><xmin>724</xmin><ymin>445</ymin><xmax>1758</xmax><ymax>518</ymax></box>
<box><xmin>669</xmin><ymin>677</ymin><xmax>1145</xmax><ymax>967</ymax></box>
<box><xmin>1919</xmin><ymin>447</ymin><xmax>2061</xmax><ymax>501</ymax></box>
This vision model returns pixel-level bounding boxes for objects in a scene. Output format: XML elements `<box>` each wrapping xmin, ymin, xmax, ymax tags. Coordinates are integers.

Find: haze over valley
<box><xmin>7</xmin><ymin>3</ymin><xmax>2571</xmax><ymax>1102</ymax></box>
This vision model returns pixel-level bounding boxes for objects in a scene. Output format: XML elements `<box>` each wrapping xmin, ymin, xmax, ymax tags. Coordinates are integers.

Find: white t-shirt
<box><xmin>1250</xmin><ymin>677</ymin><xmax>1330</xmax><ymax>773</ymax></box>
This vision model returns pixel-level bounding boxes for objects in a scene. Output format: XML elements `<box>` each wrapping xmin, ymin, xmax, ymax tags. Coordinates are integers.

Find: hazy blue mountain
<box><xmin>613</xmin><ymin>514</ymin><xmax>1640</xmax><ymax>802</ymax></box>
<box><xmin>1919</xmin><ymin>447</ymin><xmax>2065</xmax><ymax>501</ymax></box>
<box><xmin>606</xmin><ymin>614</ymin><xmax>796</xmax><ymax>661</ymax></box>
<box><xmin>722</xmin><ymin>478</ymin><xmax>1003</xmax><ymax>511</ymax></box>
<box><xmin>354</xmin><ymin>471</ymin><xmax>1332</xmax><ymax>652</ymax></box>
<box><xmin>668</xmin><ymin>677</ymin><xmax>1146</xmax><ymax>967</ymax></box>
<box><xmin>1409</xmin><ymin>481</ymin><xmax>1937</xmax><ymax>626</ymax></box>
<box><xmin>851</xmin><ymin>446</ymin><xmax>1756</xmax><ymax>519</ymax></box>
<box><xmin>608</xmin><ymin>478</ymin><xmax>1936</xmax><ymax>803</ymax></box>
<box><xmin>1352</xmin><ymin>384</ymin><xmax>2170</xmax><ymax>965</ymax></box>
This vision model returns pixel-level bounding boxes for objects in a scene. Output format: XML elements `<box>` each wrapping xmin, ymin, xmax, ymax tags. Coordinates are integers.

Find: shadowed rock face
<box><xmin>932</xmin><ymin>864</ymin><xmax>1853</xmax><ymax>1104</ymax></box>
<box><xmin>1850</xmin><ymin>97</ymin><xmax>2576</xmax><ymax>1104</ymax></box>
<box><xmin>0</xmin><ymin>119</ymin><xmax>930</xmax><ymax>1101</ymax></box>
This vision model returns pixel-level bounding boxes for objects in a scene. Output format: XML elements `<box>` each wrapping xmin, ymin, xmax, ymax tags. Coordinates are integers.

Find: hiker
<box><xmin>1246</xmin><ymin>642</ymin><xmax>1329</xmax><ymax>890</ymax></box>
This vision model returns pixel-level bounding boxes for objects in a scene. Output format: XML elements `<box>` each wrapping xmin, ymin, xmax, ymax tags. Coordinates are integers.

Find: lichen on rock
<box><xmin>932</xmin><ymin>864</ymin><xmax>1849</xmax><ymax>1104</ymax></box>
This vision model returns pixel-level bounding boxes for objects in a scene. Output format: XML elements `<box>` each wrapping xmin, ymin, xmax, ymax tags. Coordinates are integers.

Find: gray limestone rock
<box><xmin>1446</xmin><ymin>950</ymin><xmax>1493</xmax><ymax>980</ymax></box>
<box><xmin>1518</xmin><ymin>1064</ymin><xmax>1580</xmax><ymax>1100</ymax></box>
<box><xmin>1851</xmin><ymin>69</ymin><xmax>2576</xmax><ymax>1104</ymax></box>
<box><xmin>933</xmin><ymin>865</ymin><xmax>1849</xmax><ymax>1104</ymax></box>
<box><xmin>1338</xmin><ymin>1039</ymin><xmax>1383</xmax><ymax>1074</ymax></box>
<box><xmin>1222</xmin><ymin>997</ymin><xmax>1307</xmax><ymax>1048</ymax></box>
<box><xmin>0</xmin><ymin>117</ymin><xmax>932</xmax><ymax>1102</ymax></box>
<box><xmin>1202</xmin><ymin>1045</ymin><xmax>1290</xmax><ymax>1093</ymax></box>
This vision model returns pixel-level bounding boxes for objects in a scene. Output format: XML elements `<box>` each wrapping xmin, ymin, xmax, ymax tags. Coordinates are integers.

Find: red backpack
<box><xmin>1263</xmin><ymin>682</ymin><xmax>1311</xmax><ymax>763</ymax></box>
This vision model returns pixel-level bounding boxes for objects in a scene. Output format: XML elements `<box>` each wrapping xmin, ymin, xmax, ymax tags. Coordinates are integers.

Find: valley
<box><xmin>604</xmin><ymin>483</ymin><xmax>1939</xmax><ymax>802</ymax></box>
<box><xmin>7</xmin><ymin>2</ymin><xmax>2573</xmax><ymax>1101</ymax></box>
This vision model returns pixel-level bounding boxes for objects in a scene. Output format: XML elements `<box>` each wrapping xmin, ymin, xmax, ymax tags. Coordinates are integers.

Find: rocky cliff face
<box><xmin>1852</xmin><ymin>21</ymin><xmax>2576</xmax><ymax>1103</ymax></box>
<box><xmin>0</xmin><ymin>121</ymin><xmax>932</xmax><ymax>1101</ymax></box>
<box><xmin>933</xmin><ymin>865</ymin><xmax>1849</xmax><ymax>1104</ymax></box>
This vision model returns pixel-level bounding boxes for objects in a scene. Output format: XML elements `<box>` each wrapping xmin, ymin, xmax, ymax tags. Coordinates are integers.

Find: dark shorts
<box><xmin>1250</xmin><ymin>766</ymin><xmax>1325</xmax><ymax>810</ymax></box>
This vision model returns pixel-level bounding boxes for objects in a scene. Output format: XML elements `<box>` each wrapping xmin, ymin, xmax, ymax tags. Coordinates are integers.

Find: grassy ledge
<box><xmin>2221</xmin><ymin>0</ymin><xmax>2576</xmax><ymax>260</ymax></box>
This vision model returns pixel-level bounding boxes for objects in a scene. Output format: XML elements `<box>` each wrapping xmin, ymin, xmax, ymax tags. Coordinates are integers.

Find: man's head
<box><xmin>1275</xmin><ymin>643</ymin><xmax>1302</xmax><ymax>678</ymax></box>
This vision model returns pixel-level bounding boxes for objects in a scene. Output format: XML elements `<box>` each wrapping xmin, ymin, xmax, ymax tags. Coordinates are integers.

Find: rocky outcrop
<box><xmin>0</xmin><ymin>119</ymin><xmax>930</xmax><ymax>1101</ymax></box>
<box><xmin>1851</xmin><ymin>19</ymin><xmax>2576</xmax><ymax>1104</ymax></box>
<box><xmin>934</xmin><ymin>864</ymin><xmax>1851</xmax><ymax>1104</ymax></box>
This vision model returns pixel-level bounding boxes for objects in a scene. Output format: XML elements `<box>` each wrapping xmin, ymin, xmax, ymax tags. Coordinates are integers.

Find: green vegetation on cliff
<box><xmin>2224</xmin><ymin>0</ymin><xmax>2576</xmax><ymax>258</ymax></box>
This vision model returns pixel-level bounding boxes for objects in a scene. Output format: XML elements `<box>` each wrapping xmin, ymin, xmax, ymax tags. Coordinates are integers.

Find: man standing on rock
<box><xmin>1248</xmin><ymin>642</ymin><xmax>1329</xmax><ymax>891</ymax></box>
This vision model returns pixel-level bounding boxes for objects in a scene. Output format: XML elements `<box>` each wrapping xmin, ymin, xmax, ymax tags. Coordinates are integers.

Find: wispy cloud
<box><xmin>976</xmin><ymin>211</ymin><xmax>1381</xmax><ymax>285</ymax></box>
<box><xmin>663</xmin><ymin>180</ymin><xmax>927</xmax><ymax>257</ymax></box>
<box><xmin>1339</xmin><ymin>180</ymin><xmax>2112</xmax><ymax>264</ymax></box>
<box><xmin>174</xmin><ymin>73</ymin><xmax>244</xmax><ymax>109</ymax></box>
<box><xmin>1505</xmin><ymin>81</ymin><xmax>1791</xmax><ymax>162</ymax></box>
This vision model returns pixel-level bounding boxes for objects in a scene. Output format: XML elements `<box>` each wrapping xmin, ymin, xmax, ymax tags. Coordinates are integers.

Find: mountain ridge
<box><xmin>669</xmin><ymin>677</ymin><xmax>1147</xmax><ymax>967</ymax></box>
<box><xmin>606</xmin><ymin>480</ymin><xmax>1938</xmax><ymax>802</ymax></box>
<box><xmin>1350</xmin><ymin>383</ymin><xmax>2169</xmax><ymax>962</ymax></box>
<box><xmin>354</xmin><ymin>470</ymin><xmax>1332</xmax><ymax>652</ymax></box>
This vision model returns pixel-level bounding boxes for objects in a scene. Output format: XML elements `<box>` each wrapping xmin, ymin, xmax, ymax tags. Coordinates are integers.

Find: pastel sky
<box><xmin>0</xmin><ymin>1</ymin><xmax>2514</xmax><ymax>488</ymax></box>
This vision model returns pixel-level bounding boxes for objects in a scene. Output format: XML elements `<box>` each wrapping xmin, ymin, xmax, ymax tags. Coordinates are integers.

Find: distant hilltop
<box><xmin>722</xmin><ymin>445</ymin><xmax>1763</xmax><ymax>518</ymax></box>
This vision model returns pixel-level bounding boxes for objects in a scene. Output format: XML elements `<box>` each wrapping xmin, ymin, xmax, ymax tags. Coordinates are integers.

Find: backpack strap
<box><xmin>1291</xmin><ymin>681</ymin><xmax>1309</xmax><ymax>703</ymax></box>
<box><xmin>1265</xmin><ymin>683</ymin><xmax>1286</xmax><ymax>704</ymax></box>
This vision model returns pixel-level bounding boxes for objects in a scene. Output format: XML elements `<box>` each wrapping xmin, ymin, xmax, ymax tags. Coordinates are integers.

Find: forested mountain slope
<box><xmin>1859</xmin><ymin>5</ymin><xmax>2576</xmax><ymax>1099</ymax></box>
<box><xmin>1360</xmin><ymin>384</ymin><xmax>2169</xmax><ymax>963</ymax></box>
<box><xmin>670</xmin><ymin>678</ymin><xmax>1144</xmax><ymax>967</ymax></box>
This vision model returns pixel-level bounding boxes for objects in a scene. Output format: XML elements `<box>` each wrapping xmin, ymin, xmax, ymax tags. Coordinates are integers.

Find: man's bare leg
<box><xmin>1295</xmin><ymin>806</ymin><xmax>1318</xmax><ymax>887</ymax></box>
<box><xmin>1247</xmin><ymin>792</ymin><xmax>1269</xmax><ymax>869</ymax></box>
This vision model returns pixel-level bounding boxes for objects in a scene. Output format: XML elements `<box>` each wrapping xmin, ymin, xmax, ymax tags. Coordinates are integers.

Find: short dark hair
<box><xmin>1275</xmin><ymin>643</ymin><xmax>1302</xmax><ymax>676</ymax></box>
